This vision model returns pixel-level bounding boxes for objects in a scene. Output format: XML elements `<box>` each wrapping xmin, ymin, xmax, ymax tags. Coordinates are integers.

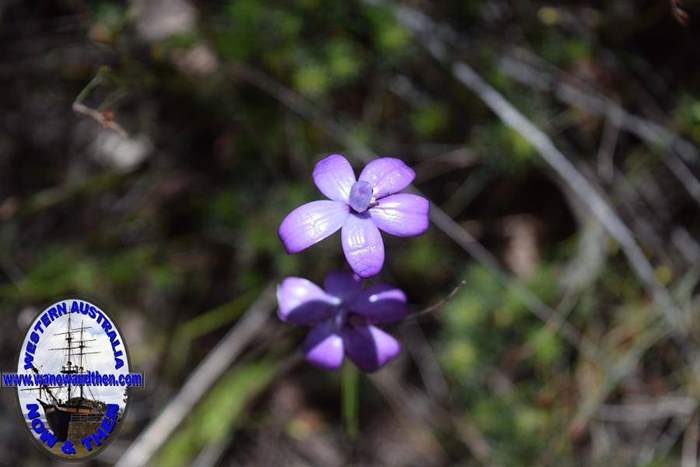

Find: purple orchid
<box><xmin>278</xmin><ymin>154</ymin><xmax>430</xmax><ymax>277</ymax></box>
<box><xmin>277</xmin><ymin>271</ymin><xmax>408</xmax><ymax>372</ymax></box>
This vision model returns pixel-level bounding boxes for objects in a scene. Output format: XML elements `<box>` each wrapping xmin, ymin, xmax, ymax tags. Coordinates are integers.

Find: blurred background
<box><xmin>1</xmin><ymin>0</ymin><xmax>700</xmax><ymax>466</ymax></box>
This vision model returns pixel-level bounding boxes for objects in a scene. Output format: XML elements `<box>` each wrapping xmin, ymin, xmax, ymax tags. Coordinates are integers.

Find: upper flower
<box><xmin>277</xmin><ymin>271</ymin><xmax>408</xmax><ymax>372</ymax></box>
<box><xmin>278</xmin><ymin>154</ymin><xmax>430</xmax><ymax>277</ymax></box>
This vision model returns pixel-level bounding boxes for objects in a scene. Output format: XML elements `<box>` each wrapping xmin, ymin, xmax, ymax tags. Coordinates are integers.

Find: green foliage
<box><xmin>538</xmin><ymin>33</ymin><xmax>592</xmax><ymax>67</ymax></box>
<box><xmin>411</xmin><ymin>102</ymin><xmax>449</xmax><ymax>137</ymax></box>
<box><xmin>366</xmin><ymin>5</ymin><xmax>411</xmax><ymax>54</ymax></box>
<box><xmin>0</xmin><ymin>247</ymin><xmax>98</xmax><ymax>300</ymax></box>
<box><xmin>674</xmin><ymin>95</ymin><xmax>700</xmax><ymax>144</ymax></box>
<box><xmin>293</xmin><ymin>62</ymin><xmax>330</xmax><ymax>97</ymax></box>
<box><xmin>527</xmin><ymin>326</ymin><xmax>561</xmax><ymax>366</ymax></box>
<box><xmin>215</xmin><ymin>0</ymin><xmax>300</xmax><ymax>62</ymax></box>
<box><xmin>438</xmin><ymin>264</ymin><xmax>570</xmax><ymax>463</ymax></box>
<box><xmin>92</xmin><ymin>1</ymin><xmax>128</xmax><ymax>39</ymax></box>
<box><xmin>472</xmin><ymin>124</ymin><xmax>539</xmax><ymax>173</ymax></box>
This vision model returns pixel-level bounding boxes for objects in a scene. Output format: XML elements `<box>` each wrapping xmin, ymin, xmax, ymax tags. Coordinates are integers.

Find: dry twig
<box><xmin>114</xmin><ymin>286</ymin><xmax>277</xmax><ymax>467</ymax></box>
<box><xmin>380</xmin><ymin>0</ymin><xmax>684</xmax><ymax>334</ymax></box>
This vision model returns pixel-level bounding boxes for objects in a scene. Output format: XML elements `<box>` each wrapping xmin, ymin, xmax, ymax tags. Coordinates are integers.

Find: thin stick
<box><xmin>499</xmin><ymin>53</ymin><xmax>700</xmax><ymax>206</ymax></box>
<box><xmin>72</xmin><ymin>67</ymin><xmax>128</xmax><ymax>137</ymax></box>
<box><xmin>683</xmin><ymin>413</ymin><xmax>699</xmax><ymax>467</ymax></box>
<box><xmin>381</xmin><ymin>0</ymin><xmax>684</xmax><ymax>333</ymax></box>
<box><xmin>114</xmin><ymin>286</ymin><xmax>277</xmax><ymax>467</ymax></box>
<box><xmin>412</xmin><ymin>280</ymin><xmax>466</xmax><ymax>318</ymax></box>
<box><xmin>189</xmin><ymin>353</ymin><xmax>303</xmax><ymax>467</ymax></box>
<box><xmin>596</xmin><ymin>397</ymin><xmax>697</xmax><ymax>423</ymax></box>
<box><xmin>596</xmin><ymin>111</ymin><xmax>621</xmax><ymax>183</ymax></box>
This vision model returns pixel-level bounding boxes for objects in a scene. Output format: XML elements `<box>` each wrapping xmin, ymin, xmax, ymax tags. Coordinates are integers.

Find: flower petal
<box><xmin>358</xmin><ymin>157</ymin><xmax>415</xmax><ymax>199</ymax></box>
<box><xmin>277</xmin><ymin>277</ymin><xmax>338</xmax><ymax>325</ymax></box>
<box><xmin>303</xmin><ymin>321</ymin><xmax>345</xmax><ymax>370</ymax></box>
<box><xmin>279</xmin><ymin>200</ymin><xmax>349</xmax><ymax>253</ymax></box>
<box><xmin>343</xmin><ymin>324</ymin><xmax>400</xmax><ymax>372</ymax></box>
<box><xmin>369</xmin><ymin>193</ymin><xmax>429</xmax><ymax>237</ymax></box>
<box><xmin>341</xmin><ymin>213</ymin><xmax>384</xmax><ymax>278</ymax></box>
<box><xmin>312</xmin><ymin>154</ymin><xmax>356</xmax><ymax>203</ymax></box>
<box><xmin>350</xmin><ymin>283</ymin><xmax>407</xmax><ymax>323</ymax></box>
<box><xmin>323</xmin><ymin>271</ymin><xmax>363</xmax><ymax>302</ymax></box>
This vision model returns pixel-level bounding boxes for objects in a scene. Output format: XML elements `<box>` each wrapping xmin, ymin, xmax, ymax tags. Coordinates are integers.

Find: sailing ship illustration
<box><xmin>24</xmin><ymin>314</ymin><xmax>107</xmax><ymax>441</ymax></box>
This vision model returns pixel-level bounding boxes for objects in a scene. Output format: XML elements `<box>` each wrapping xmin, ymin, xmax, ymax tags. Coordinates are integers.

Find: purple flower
<box><xmin>279</xmin><ymin>154</ymin><xmax>430</xmax><ymax>277</ymax></box>
<box><xmin>276</xmin><ymin>271</ymin><xmax>408</xmax><ymax>372</ymax></box>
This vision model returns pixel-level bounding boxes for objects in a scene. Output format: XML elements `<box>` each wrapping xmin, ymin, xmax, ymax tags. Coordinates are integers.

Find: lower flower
<box><xmin>276</xmin><ymin>271</ymin><xmax>408</xmax><ymax>372</ymax></box>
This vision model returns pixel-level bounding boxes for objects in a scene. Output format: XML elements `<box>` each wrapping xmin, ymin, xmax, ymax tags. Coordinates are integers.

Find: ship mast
<box><xmin>66</xmin><ymin>313</ymin><xmax>72</xmax><ymax>401</ymax></box>
<box><xmin>79</xmin><ymin>320</ymin><xmax>84</xmax><ymax>399</ymax></box>
<box><xmin>49</xmin><ymin>314</ymin><xmax>98</xmax><ymax>405</ymax></box>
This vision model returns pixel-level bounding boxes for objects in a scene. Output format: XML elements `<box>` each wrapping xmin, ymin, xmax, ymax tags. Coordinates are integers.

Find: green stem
<box><xmin>341</xmin><ymin>362</ymin><xmax>359</xmax><ymax>439</ymax></box>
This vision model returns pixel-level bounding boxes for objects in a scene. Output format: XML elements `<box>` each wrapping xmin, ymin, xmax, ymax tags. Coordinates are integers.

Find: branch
<box><xmin>114</xmin><ymin>286</ymin><xmax>277</xmax><ymax>467</ymax></box>
<box><xmin>596</xmin><ymin>397</ymin><xmax>697</xmax><ymax>423</ymax></box>
<box><xmin>72</xmin><ymin>102</ymin><xmax>127</xmax><ymax>137</ymax></box>
<box><xmin>381</xmin><ymin>0</ymin><xmax>685</xmax><ymax>333</ymax></box>
<box><xmin>498</xmin><ymin>52</ymin><xmax>700</xmax><ymax>206</ymax></box>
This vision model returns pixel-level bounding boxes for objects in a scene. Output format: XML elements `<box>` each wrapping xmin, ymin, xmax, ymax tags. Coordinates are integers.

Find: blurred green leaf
<box><xmin>155</xmin><ymin>359</ymin><xmax>279</xmax><ymax>467</ymax></box>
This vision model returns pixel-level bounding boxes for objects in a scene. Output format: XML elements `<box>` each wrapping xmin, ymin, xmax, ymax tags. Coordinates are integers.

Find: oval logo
<box><xmin>15</xmin><ymin>299</ymin><xmax>133</xmax><ymax>460</ymax></box>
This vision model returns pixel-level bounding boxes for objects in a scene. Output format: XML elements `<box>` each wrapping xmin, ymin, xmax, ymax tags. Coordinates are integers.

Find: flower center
<box><xmin>333</xmin><ymin>308</ymin><xmax>348</xmax><ymax>330</ymax></box>
<box><xmin>348</xmin><ymin>180</ymin><xmax>373</xmax><ymax>213</ymax></box>
<box><xmin>332</xmin><ymin>308</ymin><xmax>365</xmax><ymax>331</ymax></box>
